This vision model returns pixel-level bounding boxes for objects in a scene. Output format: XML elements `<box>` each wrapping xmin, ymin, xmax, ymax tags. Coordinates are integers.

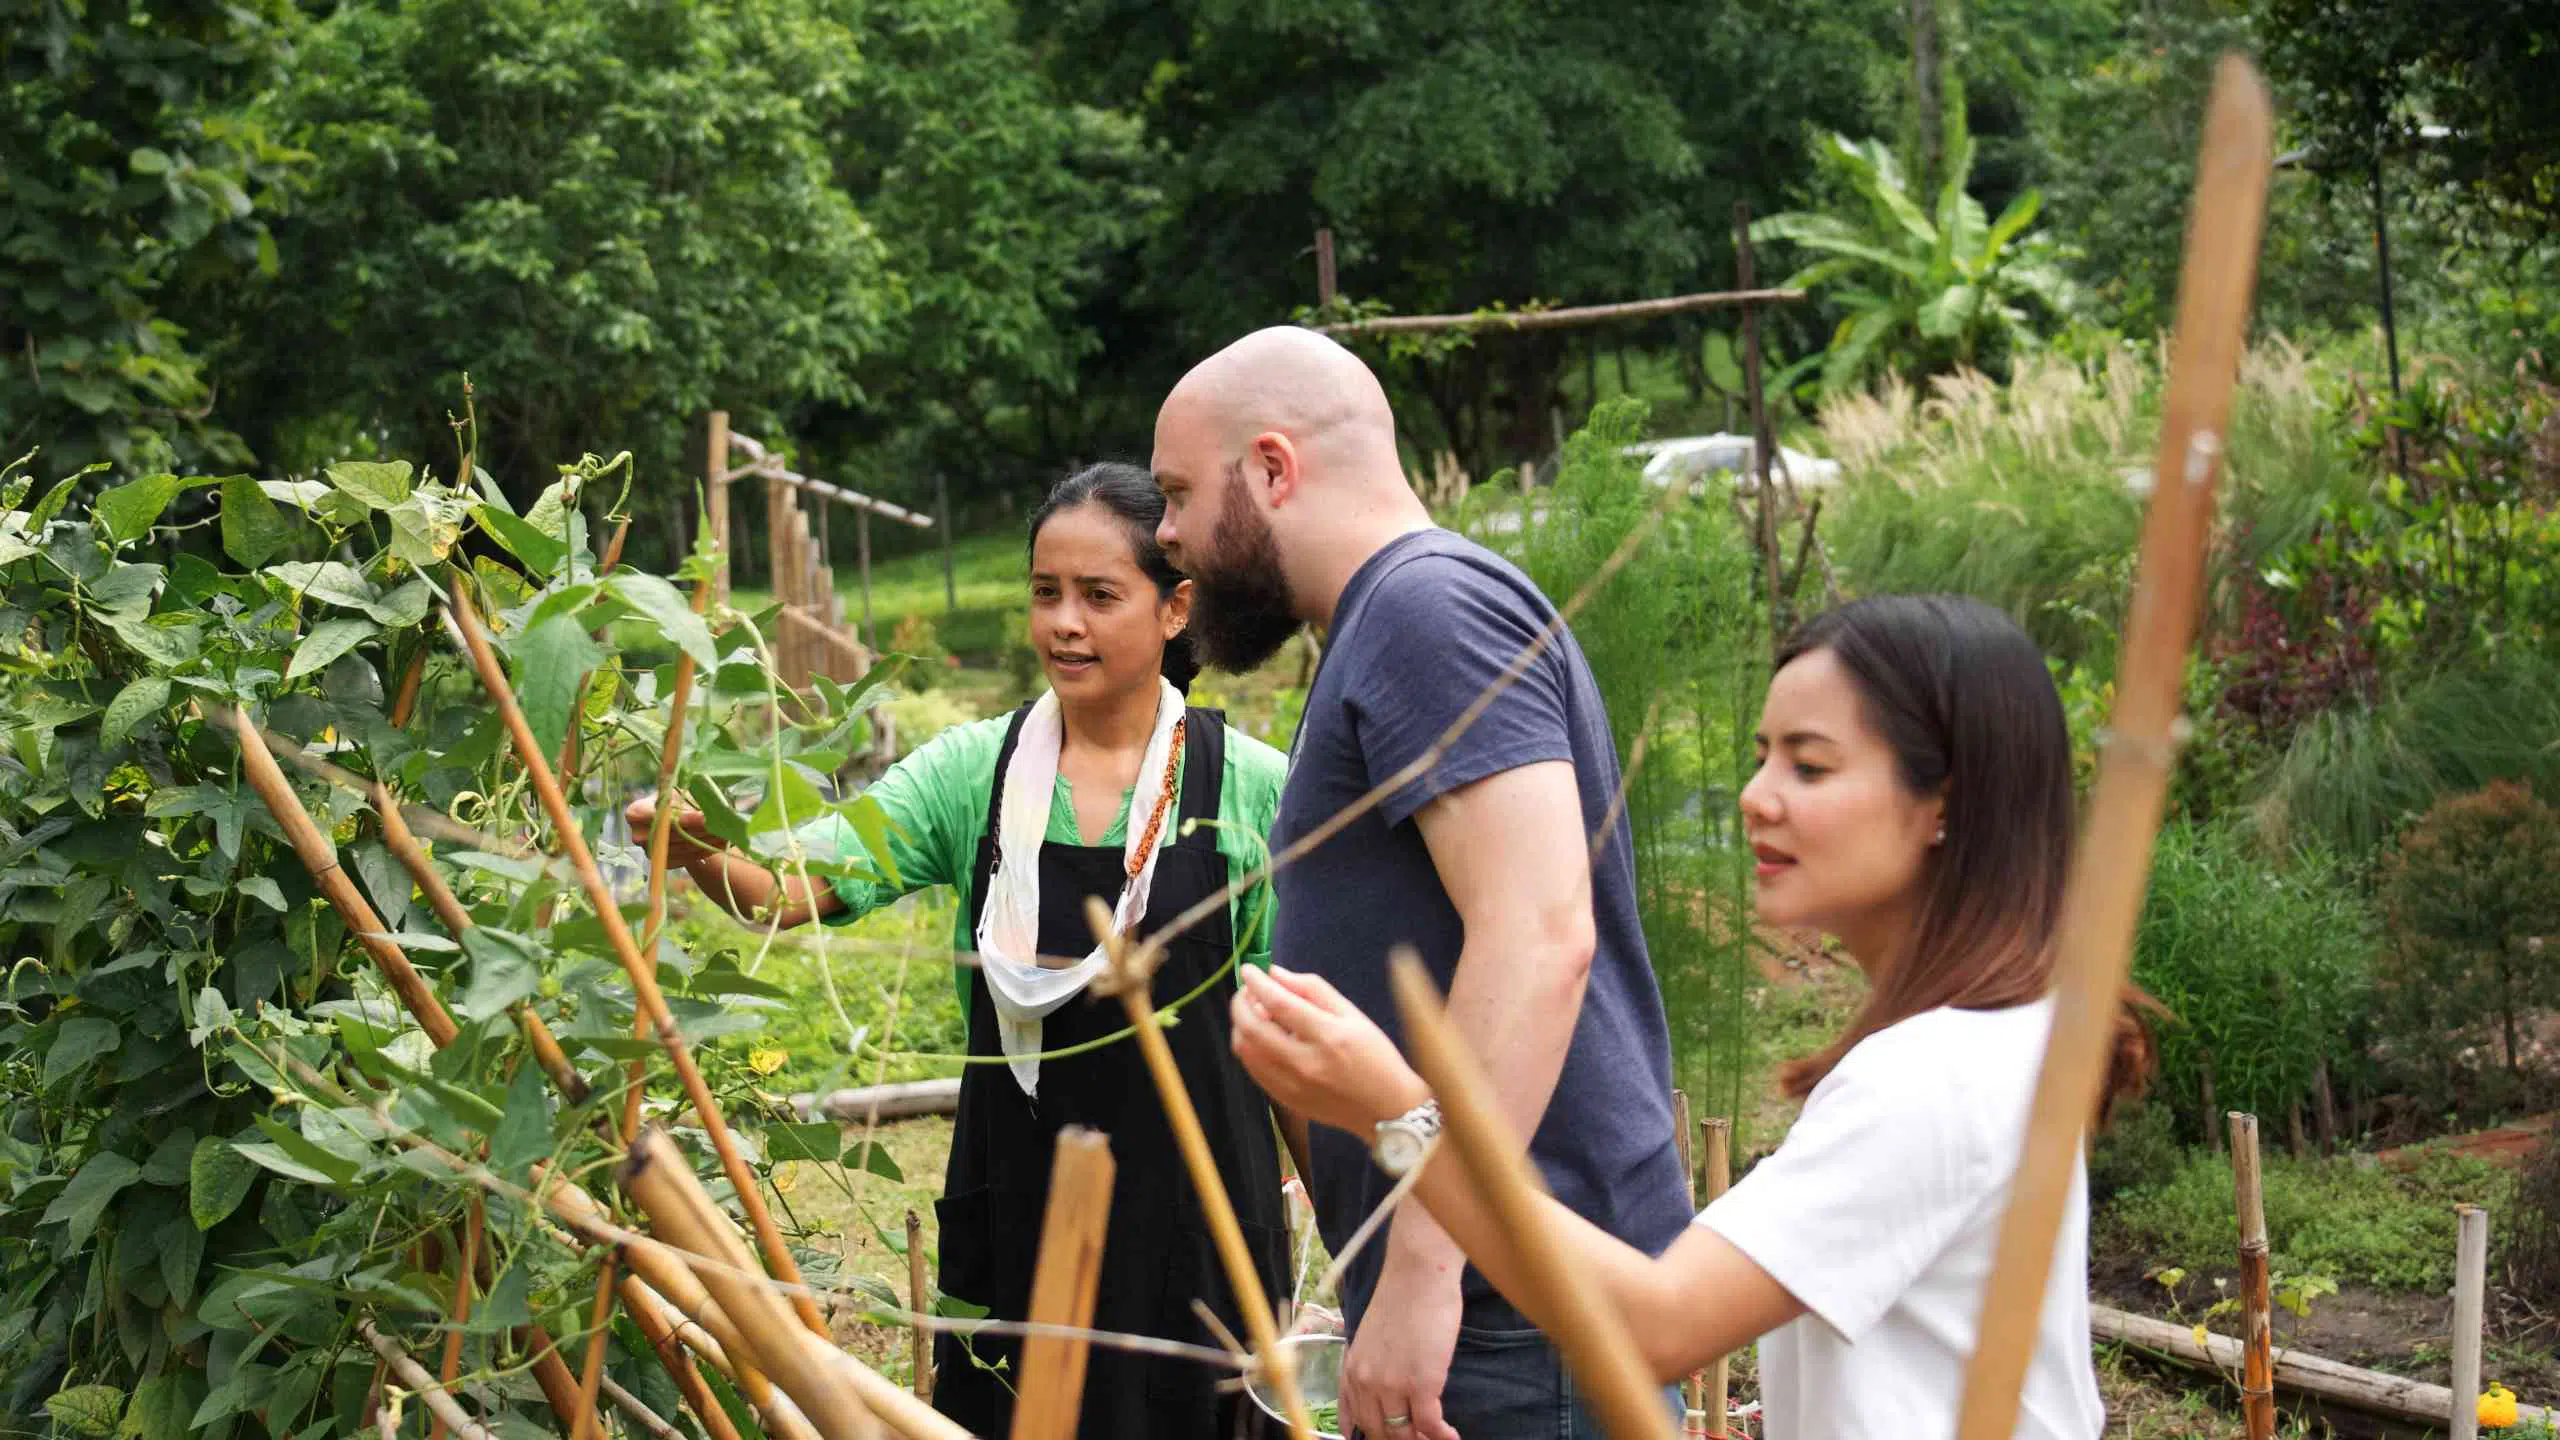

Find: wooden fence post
<box><xmin>706</xmin><ymin>411</ymin><xmax>731</xmax><ymax>605</ymax></box>
<box><xmin>1701</xmin><ymin>1119</ymin><xmax>1733</xmax><ymax>1438</ymax></box>
<box><xmin>908</xmin><ymin>1209</ymin><xmax>932</xmax><ymax>1404</ymax></box>
<box><xmin>937</xmin><ymin>474</ymin><xmax>956</xmax><ymax>613</ymax></box>
<box><xmin>1670</xmin><ymin>1091</ymin><xmax>1704</xmax><ymax>1430</ymax></box>
<box><xmin>2451</xmin><ymin>1204</ymin><xmax>2489</xmax><ymax>1440</ymax></box>
<box><xmin>1012</xmin><ymin>1129</ymin><xmax>1116</xmax><ymax>1440</ymax></box>
<box><xmin>857</xmin><ymin>506</ymin><xmax>874</xmax><ymax>652</ymax></box>
<box><xmin>2229</xmin><ymin>1113</ymin><xmax>2275</xmax><ymax>1440</ymax></box>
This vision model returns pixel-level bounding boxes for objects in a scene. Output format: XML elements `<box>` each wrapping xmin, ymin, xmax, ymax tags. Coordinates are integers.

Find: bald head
<box><xmin>1158</xmin><ymin>326</ymin><xmax>1400</xmax><ymax>480</ymax></box>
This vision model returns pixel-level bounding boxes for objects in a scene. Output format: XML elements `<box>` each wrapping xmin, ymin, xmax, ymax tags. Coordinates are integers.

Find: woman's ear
<box><xmin>1164</xmin><ymin>578</ymin><xmax>1194</xmax><ymax>639</ymax></box>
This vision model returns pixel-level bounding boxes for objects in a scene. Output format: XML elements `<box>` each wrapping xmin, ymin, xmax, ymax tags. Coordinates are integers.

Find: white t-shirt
<box><xmin>1697</xmin><ymin>999</ymin><xmax>2103</xmax><ymax>1440</ymax></box>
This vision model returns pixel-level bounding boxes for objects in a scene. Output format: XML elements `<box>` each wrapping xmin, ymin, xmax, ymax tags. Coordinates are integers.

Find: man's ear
<box><xmin>1251</xmin><ymin>431</ymin><xmax>1304</xmax><ymax>509</ymax></box>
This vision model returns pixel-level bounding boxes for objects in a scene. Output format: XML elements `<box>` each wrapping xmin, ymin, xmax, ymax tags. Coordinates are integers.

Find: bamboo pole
<box><xmin>1669</xmin><ymin>1092</ymin><xmax>1704</xmax><ymax>1429</ymax></box>
<box><xmin>622</xmin><ymin>1127</ymin><xmax>880</xmax><ymax>1440</ymax></box>
<box><xmin>602</xmin><ymin>1374</ymin><xmax>689</xmax><ymax>1440</ymax></box>
<box><xmin>444</xmin><ymin>581</ymin><xmax>831</xmax><ymax>1336</ymax></box>
<box><xmin>709</xmin><ymin>411</ymin><xmax>731</xmax><ymax>606</ymax></box>
<box><xmin>1084</xmin><ymin>898</ymin><xmax>1312</xmax><ymax>1440</ymax></box>
<box><xmin>908</xmin><ymin>1210</ymin><xmax>933</xmax><ymax>1403</ymax></box>
<box><xmin>1010</xmin><ymin>1128</ymin><xmax>1116</xmax><ymax>1440</ymax></box>
<box><xmin>1315</xmin><ymin>288</ymin><xmax>1804</xmax><ymax>337</ymax></box>
<box><xmin>359</xmin><ymin>1320</ymin><xmax>503</xmax><ymax>1440</ymax></box>
<box><xmin>1388</xmin><ymin>951</ymin><xmax>1675</xmax><ymax>1440</ymax></box>
<box><xmin>433</xmin><ymin>1195</ymin><xmax>483</xmax><ymax>1440</ymax></box>
<box><xmin>2229</xmin><ymin>1113</ymin><xmax>2275</xmax><ymax>1440</ymax></box>
<box><xmin>2451</xmin><ymin>1205</ymin><xmax>2488</xmax><ymax>1440</ymax></box>
<box><xmin>1954</xmin><ymin>56</ymin><xmax>2271</xmax><ymax>1440</ymax></box>
<box><xmin>2092</xmin><ymin>1305</ymin><xmax>2555</xmax><ymax>1428</ymax></box>
<box><xmin>1701</xmin><ymin>1119</ymin><xmax>1733</xmax><ymax>1439</ymax></box>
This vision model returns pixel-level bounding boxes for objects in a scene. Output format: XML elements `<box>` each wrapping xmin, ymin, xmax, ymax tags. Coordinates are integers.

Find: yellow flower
<box><xmin>773</xmin><ymin>1165</ymin><xmax>799</xmax><ymax>1195</ymax></box>
<box><xmin>2479</xmin><ymin>1382</ymin><xmax>2520</xmax><ymax>1430</ymax></box>
<box><xmin>749</xmin><ymin>1048</ymin><xmax>788</xmax><ymax>1076</ymax></box>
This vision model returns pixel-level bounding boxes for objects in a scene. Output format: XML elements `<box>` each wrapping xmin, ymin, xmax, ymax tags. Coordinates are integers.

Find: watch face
<box><xmin>1377</xmin><ymin>1126</ymin><xmax>1424</xmax><ymax>1175</ymax></box>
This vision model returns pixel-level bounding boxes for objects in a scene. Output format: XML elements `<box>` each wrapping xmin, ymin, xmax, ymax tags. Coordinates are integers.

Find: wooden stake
<box><xmin>907</xmin><ymin>1210</ymin><xmax>932</xmax><ymax>1403</ymax></box>
<box><xmin>1670</xmin><ymin>1092</ymin><xmax>1702</xmax><ymax>1423</ymax></box>
<box><xmin>360</xmin><ymin>1320</ymin><xmax>504</xmax><ymax>1440</ymax></box>
<box><xmin>1011</xmin><ymin>1128</ymin><xmax>1116</xmax><ymax>1440</ymax></box>
<box><xmin>1315</xmin><ymin>228</ymin><xmax>1338</xmax><ymax>307</ymax></box>
<box><xmin>1953</xmin><ymin>57</ymin><xmax>2271</xmax><ymax>1440</ymax></box>
<box><xmin>1085</xmin><ymin>898</ymin><xmax>1313</xmax><ymax>1440</ymax></box>
<box><xmin>2230</xmin><ymin>1113</ymin><xmax>2275</xmax><ymax>1440</ymax></box>
<box><xmin>632</xmin><ymin>574</ymin><xmax>713</xmax><ymax>1140</ymax></box>
<box><xmin>434</xmin><ymin>1195</ymin><xmax>484</xmax><ymax>1440</ymax></box>
<box><xmin>622</xmin><ymin>1128</ymin><xmax>879</xmax><ymax>1440</ymax></box>
<box><xmin>709</xmin><ymin>411</ymin><xmax>732</xmax><ymax>605</ymax></box>
<box><xmin>1389</xmin><ymin>951</ymin><xmax>1674</xmax><ymax>1440</ymax></box>
<box><xmin>1702</xmin><ymin>1118</ymin><xmax>1733</xmax><ymax>1438</ymax></box>
<box><xmin>2451</xmin><ymin>1204</ymin><xmax>2488</xmax><ymax>1440</ymax></box>
<box><xmin>445</xmin><ymin>582</ymin><xmax>830</xmax><ymax>1336</ymax></box>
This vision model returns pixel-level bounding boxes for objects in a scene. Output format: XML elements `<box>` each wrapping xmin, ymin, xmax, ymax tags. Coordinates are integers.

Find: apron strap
<box><xmin>1174</xmin><ymin>708</ymin><xmax>1227</xmax><ymax>851</ymax></box>
<box><xmin>968</xmin><ymin>702</ymin><xmax>1039</xmax><ymax>936</ymax></box>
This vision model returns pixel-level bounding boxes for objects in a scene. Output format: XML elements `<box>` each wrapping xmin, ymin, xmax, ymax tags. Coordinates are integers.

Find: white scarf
<box><xmin>975</xmin><ymin>679</ymin><xmax>1187</xmax><ymax>1095</ymax></box>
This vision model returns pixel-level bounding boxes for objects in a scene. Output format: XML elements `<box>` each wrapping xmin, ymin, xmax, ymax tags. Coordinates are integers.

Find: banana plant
<box><xmin>1752</xmin><ymin>133</ymin><xmax>2081</xmax><ymax>395</ymax></box>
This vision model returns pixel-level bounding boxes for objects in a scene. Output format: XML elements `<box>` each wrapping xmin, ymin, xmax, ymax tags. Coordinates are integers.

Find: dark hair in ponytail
<box><xmin>1027</xmin><ymin>462</ymin><xmax>1199</xmax><ymax>693</ymax></box>
<box><xmin>1774</xmin><ymin>594</ymin><xmax>2157</xmax><ymax>1128</ymax></box>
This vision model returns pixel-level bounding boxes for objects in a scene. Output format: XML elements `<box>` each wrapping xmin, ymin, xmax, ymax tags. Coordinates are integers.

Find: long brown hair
<box><xmin>1773</xmin><ymin>595</ymin><xmax>2155</xmax><ymax>1125</ymax></box>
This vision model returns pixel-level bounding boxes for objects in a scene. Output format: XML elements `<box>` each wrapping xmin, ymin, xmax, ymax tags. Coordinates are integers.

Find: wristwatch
<box><xmin>1372</xmin><ymin>1098</ymin><xmax>1442</xmax><ymax>1177</ymax></box>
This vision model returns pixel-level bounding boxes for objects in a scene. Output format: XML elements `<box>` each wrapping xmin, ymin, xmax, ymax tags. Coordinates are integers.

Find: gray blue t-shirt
<box><xmin>1271</xmin><ymin>527</ymin><xmax>1693</xmax><ymax>1332</ymax></box>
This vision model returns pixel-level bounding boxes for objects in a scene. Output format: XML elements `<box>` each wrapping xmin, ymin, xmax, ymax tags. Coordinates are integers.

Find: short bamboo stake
<box><xmin>2451</xmin><ymin>1205</ymin><xmax>2489</xmax><ymax>1440</ymax></box>
<box><xmin>1954</xmin><ymin>56</ymin><xmax>2272</xmax><ymax>1440</ymax></box>
<box><xmin>359</xmin><ymin>1320</ymin><xmax>502</xmax><ymax>1440</ymax></box>
<box><xmin>571</xmin><ymin>1250</ymin><xmax>622</xmax><ymax>1440</ymax></box>
<box><xmin>622</xmin><ymin>1127</ymin><xmax>880</xmax><ymax>1440</ymax></box>
<box><xmin>1701</xmin><ymin>1119</ymin><xmax>1733</xmax><ymax>1439</ymax></box>
<box><xmin>1011</xmin><ymin>1128</ymin><xmax>1116</xmax><ymax>1440</ymax></box>
<box><xmin>907</xmin><ymin>1210</ymin><xmax>932</xmax><ymax>1403</ymax></box>
<box><xmin>446</xmin><ymin>580</ymin><xmax>828</xmax><ymax>1336</ymax></box>
<box><xmin>1389</xmin><ymin>951</ymin><xmax>1675</xmax><ymax>1440</ymax></box>
<box><xmin>1085</xmin><ymin>898</ymin><xmax>1313</xmax><ymax>1440</ymax></box>
<box><xmin>602</xmin><ymin>1373</ymin><xmax>689</xmax><ymax>1440</ymax></box>
<box><xmin>1669</xmin><ymin>1091</ymin><xmax>1703</xmax><ymax>1426</ymax></box>
<box><xmin>2229</xmin><ymin>1113</ymin><xmax>2275</xmax><ymax>1440</ymax></box>
<box><xmin>632</xmin><ymin>573</ymin><xmax>712</xmax><ymax>1135</ymax></box>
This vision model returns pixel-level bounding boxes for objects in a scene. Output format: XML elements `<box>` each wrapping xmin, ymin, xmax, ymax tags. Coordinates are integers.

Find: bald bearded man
<box><xmin>1153</xmin><ymin>328</ymin><xmax>1689</xmax><ymax>1440</ymax></box>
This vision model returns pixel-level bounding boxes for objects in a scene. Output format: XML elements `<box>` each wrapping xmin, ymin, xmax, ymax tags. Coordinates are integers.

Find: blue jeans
<box><xmin>1433</xmin><ymin>1321</ymin><xmax>1686</xmax><ymax>1440</ymax></box>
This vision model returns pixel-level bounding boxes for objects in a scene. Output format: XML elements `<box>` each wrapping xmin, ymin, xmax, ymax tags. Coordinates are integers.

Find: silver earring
<box><xmin>1935</xmin><ymin>825</ymin><xmax>1947</xmax><ymax>844</ymax></box>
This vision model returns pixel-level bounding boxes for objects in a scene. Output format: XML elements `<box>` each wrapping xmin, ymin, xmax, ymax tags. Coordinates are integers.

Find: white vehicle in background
<box><xmin>1622</xmin><ymin>433</ymin><xmax>1842</xmax><ymax>493</ymax></box>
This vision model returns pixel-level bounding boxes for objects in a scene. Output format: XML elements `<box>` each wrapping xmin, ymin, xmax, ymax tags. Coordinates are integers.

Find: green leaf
<box><xmin>477</xmin><ymin>506</ymin><xmax>567</xmax><ymax>575</ymax></box>
<box><xmin>609</xmin><ymin>573</ymin><xmax>717</xmax><ymax>670</ymax></box>
<box><xmin>510</xmin><ymin>614</ymin><xmax>604</xmax><ymax>760</ymax></box>
<box><xmin>231</xmin><ymin>1139</ymin><xmax>341</xmax><ymax>1188</ymax></box>
<box><xmin>286</xmin><ymin>617</ymin><xmax>377</xmax><ymax>679</ymax></box>
<box><xmin>46</xmin><ymin>1384</ymin><xmax>126</xmax><ymax>1437</ymax></box>
<box><xmin>219</xmin><ymin>475</ymin><xmax>290</xmax><ymax>568</ymax></box>
<box><xmin>373</xmin><ymin>578</ymin><xmax>433</xmax><ymax>627</ymax></box>
<box><xmin>457</xmin><ymin>929</ymin><xmax>542</xmax><ymax>1022</ymax></box>
<box><xmin>44</xmin><ymin>1017</ymin><xmax>121</xmax><ymax>1087</ymax></box>
<box><xmin>128</xmin><ymin>1373</ymin><xmax>203</xmax><ymax>1440</ymax></box>
<box><xmin>43</xmin><ymin>1153</ymin><xmax>141</xmax><ymax>1245</ymax></box>
<box><xmin>487</xmin><ymin>1064</ymin><xmax>552</xmax><ymax>1177</ymax></box>
<box><xmin>764</xmin><ymin>1122</ymin><xmax>845</xmax><ymax>1164</ymax></box>
<box><xmin>843</xmin><ymin>1139</ymin><xmax>904</xmax><ymax>1182</ymax></box>
<box><xmin>190</xmin><ymin>1135</ymin><xmax>258</xmax><ymax>1229</ymax></box>
<box><xmin>324</xmin><ymin>461</ymin><xmax>413</xmax><ymax>510</ymax></box>
<box><xmin>237</xmin><ymin>875</ymin><xmax>286</xmax><ymax>912</ymax></box>
<box><xmin>95</xmin><ymin>474</ymin><xmax>183</xmax><ymax>544</ymax></box>
<box><xmin>386</xmin><ymin>493</ymin><xmax>462</xmax><ymax>568</ymax></box>
<box><xmin>159</xmin><ymin>1212</ymin><xmax>205</xmax><ymax>1306</ymax></box>
<box><xmin>102</xmin><ymin>675</ymin><xmax>170</xmax><ymax>748</ymax></box>
<box><xmin>141</xmin><ymin>1127</ymin><xmax>199</xmax><ymax>1185</ymax></box>
<box><xmin>102</xmin><ymin>612</ymin><xmax>201</xmax><ymax>666</ymax></box>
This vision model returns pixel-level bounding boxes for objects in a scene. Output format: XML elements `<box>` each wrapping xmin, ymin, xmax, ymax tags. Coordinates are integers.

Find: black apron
<box><xmin>932</xmin><ymin>705</ymin><xmax>1288</xmax><ymax>1439</ymax></box>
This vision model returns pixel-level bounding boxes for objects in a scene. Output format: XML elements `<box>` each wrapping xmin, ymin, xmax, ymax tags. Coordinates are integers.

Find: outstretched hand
<box><xmin>623</xmin><ymin>794</ymin><xmax>727</xmax><ymax>861</ymax></box>
<box><xmin>1231</xmin><ymin>966</ymin><xmax>1430</xmax><ymax>1136</ymax></box>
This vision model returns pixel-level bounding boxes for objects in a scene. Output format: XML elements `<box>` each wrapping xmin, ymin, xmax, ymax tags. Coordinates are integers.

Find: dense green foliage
<box><xmin>1457</xmin><ymin>400</ymin><xmax>1769</xmax><ymax>1136</ymax></box>
<box><xmin>2108</xmin><ymin>1147</ymin><xmax>2513</xmax><ymax>1292</ymax></box>
<box><xmin>2378</xmin><ymin>782</ymin><xmax>2560</xmax><ymax>1086</ymax></box>
<box><xmin>2131</xmin><ymin>821</ymin><xmax>2373</xmax><ymax>1142</ymax></box>
<box><xmin>0</xmin><ymin>441</ymin><xmax>922</xmax><ymax>1427</ymax></box>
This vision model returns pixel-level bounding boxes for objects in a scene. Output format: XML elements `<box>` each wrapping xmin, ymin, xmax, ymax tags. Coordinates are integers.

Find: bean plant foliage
<box><xmin>0</xmin><ymin>437</ymin><xmax>911</xmax><ymax>1435</ymax></box>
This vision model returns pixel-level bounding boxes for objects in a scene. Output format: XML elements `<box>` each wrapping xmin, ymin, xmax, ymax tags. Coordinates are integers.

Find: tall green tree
<box><xmin>0</xmin><ymin>0</ymin><xmax>302</xmax><ymax>475</ymax></box>
<box><xmin>201</xmin><ymin>0</ymin><xmax>894</xmax><ymax>515</ymax></box>
<box><xmin>1033</xmin><ymin>0</ymin><xmax>1890</xmax><ymax>479</ymax></box>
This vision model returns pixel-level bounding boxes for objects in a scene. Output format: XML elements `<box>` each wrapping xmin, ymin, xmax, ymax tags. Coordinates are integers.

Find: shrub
<box><xmin>2131</xmin><ymin>820</ymin><xmax>2375</xmax><ymax>1143</ymax></box>
<box><xmin>2107</xmin><ymin>1148</ymin><xmax>2512</xmax><ymax>1293</ymax></box>
<box><xmin>2377</xmin><ymin>782</ymin><xmax>2560</xmax><ymax>1091</ymax></box>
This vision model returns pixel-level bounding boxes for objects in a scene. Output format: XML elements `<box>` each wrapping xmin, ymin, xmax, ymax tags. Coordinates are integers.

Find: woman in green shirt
<box><xmin>631</xmin><ymin>463</ymin><xmax>1300</xmax><ymax>1439</ymax></box>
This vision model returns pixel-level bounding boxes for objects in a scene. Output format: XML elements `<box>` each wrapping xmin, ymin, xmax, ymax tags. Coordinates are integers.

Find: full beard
<box><xmin>1186</xmin><ymin>481</ymin><xmax>1302</xmax><ymax>674</ymax></box>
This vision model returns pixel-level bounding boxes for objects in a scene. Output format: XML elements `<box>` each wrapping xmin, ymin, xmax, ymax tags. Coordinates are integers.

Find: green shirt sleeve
<box><xmin>807</xmin><ymin>715</ymin><xmax>1007</xmax><ymax>923</ymax></box>
<box><xmin>1216</xmin><ymin>726</ymin><xmax>1289</xmax><ymax>973</ymax></box>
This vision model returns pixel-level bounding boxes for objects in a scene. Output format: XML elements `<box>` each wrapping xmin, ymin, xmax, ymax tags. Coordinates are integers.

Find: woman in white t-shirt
<box><xmin>1232</xmin><ymin>594</ymin><xmax>2155</xmax><ymax>1440</ymax></box>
